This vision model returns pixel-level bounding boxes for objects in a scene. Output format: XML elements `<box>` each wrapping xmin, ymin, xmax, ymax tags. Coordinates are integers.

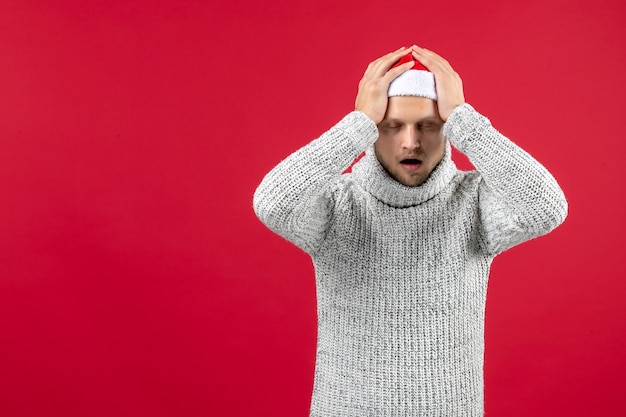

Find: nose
<box><xmin>400</xmin><ymin>125</ymin><xmax>420</xmax><ymax>150</ymax></box>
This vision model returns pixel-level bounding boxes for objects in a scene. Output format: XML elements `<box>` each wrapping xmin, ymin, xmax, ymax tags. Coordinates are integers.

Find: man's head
<box><xmin>374</xmin><ymin>54</ymin><xmax>446</xmax><ymax>187</ymax></box>
<box><xmin>375</xmin><ymin>96</ymin><xmax>445</xmax><ymax>187</ymax></box>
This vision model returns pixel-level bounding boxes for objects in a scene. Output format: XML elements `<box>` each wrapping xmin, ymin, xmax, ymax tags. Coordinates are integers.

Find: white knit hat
<box><xmin>388</xmin><ymin>53</ymin><xmax>437</xmax><ymax>100</ymax></box>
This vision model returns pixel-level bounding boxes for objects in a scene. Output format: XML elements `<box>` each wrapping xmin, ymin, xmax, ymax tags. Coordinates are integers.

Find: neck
<box><xmin>352</xmin><ymin>142</ymin><xmax>457</xmax><ymax>207</ymax></box>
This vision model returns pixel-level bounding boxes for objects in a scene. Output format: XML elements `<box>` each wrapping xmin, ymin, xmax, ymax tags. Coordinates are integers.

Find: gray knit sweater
<box><xmin>253</xmin><ymin>104</ymin><xmax>567</xmax><ymax>417</ymax></box>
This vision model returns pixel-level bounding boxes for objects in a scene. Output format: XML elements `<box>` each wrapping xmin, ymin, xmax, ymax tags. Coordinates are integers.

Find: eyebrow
<box><xmin>381</xmin><ymin>117</ymin><xmax>441</xmax><ymax>124</ymax></box>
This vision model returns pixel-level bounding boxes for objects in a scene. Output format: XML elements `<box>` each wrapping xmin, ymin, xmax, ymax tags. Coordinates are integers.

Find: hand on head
<box><xmin>355</xmin><ymin>47</ymin><xmax>414</xmax><ymax>124</ymax></box>
<box><xmin>355</xmin><ymin>45</ymin><xmax>465</xmax><ymax>123</ymax></box>
<box><xmin>410</xmin><ymin>45</ymin><xmax>465</xmax><ymax>121</ymax></box>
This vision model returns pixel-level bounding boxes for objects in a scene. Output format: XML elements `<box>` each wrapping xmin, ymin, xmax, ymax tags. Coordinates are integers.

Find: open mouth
<box><xmin>400</xmin><ymin>158</ymin><xmax>422</xmax><ymax>171</ymax></box>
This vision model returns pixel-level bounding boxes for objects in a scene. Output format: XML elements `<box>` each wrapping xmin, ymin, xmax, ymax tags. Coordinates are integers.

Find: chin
<box><xmin>408</xmin><ymin>179</ymin><xmax>426</xmax><ymax>187</ymax></box>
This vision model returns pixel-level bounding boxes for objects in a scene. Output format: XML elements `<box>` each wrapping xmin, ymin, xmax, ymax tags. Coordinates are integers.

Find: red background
<box><xmin>1</xmin><ymin>1</ymin><xmax>625</xmax><ymax>416</ymax></box>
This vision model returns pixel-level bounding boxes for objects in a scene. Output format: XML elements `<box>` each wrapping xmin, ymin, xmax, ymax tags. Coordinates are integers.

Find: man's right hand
<box><xmin>355</xmin><ymin>47</ymin><xmax>415</xmax><ymax>125</ymax></box>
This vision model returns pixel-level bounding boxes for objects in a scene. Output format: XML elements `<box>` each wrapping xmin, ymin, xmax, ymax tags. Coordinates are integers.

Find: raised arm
<box><xmin>253</xmin><ymin>48</ymin><xmax>414</xmax><ymax>254</ymax></box>
<box><xmin>253</xmin><ymin>112</ymin><xmax>377</xmax><ymax>254</ymax></box>
<box><xmin>445</xmin><ymin>104</ymin><xmax>567</xmax><ymax>255</ymax></box>
<box><xmin>413</xmin><ymin>46</ymin><xmax>568</xmax><ymax>255</ymax></box>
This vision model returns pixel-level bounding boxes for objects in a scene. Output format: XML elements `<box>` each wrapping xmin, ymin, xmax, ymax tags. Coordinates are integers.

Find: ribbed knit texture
<box><xmin>253</xmin><ymin>104</ymin><xmax>567</xmax><ymax>417</ymax></box>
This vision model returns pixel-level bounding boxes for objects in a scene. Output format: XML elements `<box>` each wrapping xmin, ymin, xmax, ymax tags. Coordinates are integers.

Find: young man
<box><xmin>253</xmin><ymin>45</ymin><xmax>567</xmax><ymax>417</ymax></box>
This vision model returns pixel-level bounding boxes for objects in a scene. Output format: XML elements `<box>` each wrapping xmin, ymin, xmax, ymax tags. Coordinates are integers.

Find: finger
<box><xmin>369</xmin><ymin>47</ymin><xmax>410</xmax><ymax>75</ymax></box>
<box><xmin>382</xmin><ymin>60</ymin><xmax>414</xmax><ymax>83</ymax></box>
<box><xmin>371</xmin><ymin>47</ymin><xmax>406</xmax><ymax>66</ymax></box>
<box><xmin>412</xmin><ymin>48</ymin><xmax>454</xmax><ymax>74</ymax></box>
<box><xmin>413</xmin><ymin>46</ymin><xmax>445</xmax><ymax>60</ymax></box>
<box><xmin>413</xmin><ymin>53</ymin><xmax>452</xmax><ymax>77</ymax></box>
<box><xmin>385</xmin><ymin>46</ymin><xmax>408</xmax><ymax>58</ymax></box>
<box><xmin>364</xmin><ymin>48</ymin><xmax>403</xmax><ymax>74</ymax></box>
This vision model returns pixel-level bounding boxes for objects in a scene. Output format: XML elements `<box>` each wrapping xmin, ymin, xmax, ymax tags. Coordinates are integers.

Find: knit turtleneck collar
<box><xmin>351</xmin><ymin>141</ymin><xmax>457</xmax><ymax>208</ymax></box>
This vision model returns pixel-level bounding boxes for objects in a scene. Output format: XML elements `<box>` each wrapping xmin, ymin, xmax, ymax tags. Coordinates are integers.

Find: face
<box><xmin>374</xmin><ymin>96</ymin><xmax>446</xmax><ymax>187</ymax></box>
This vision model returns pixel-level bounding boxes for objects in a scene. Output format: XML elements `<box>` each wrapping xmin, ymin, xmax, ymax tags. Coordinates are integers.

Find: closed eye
<box><xmin>381</xmin><ymin>124</ymin><xmax>402</xmax><ymax>131</ymax></box>
<box><xmin>418</xmin><ymin>123</ymin><xmax>439</xmax><ymax>131</ymax></box>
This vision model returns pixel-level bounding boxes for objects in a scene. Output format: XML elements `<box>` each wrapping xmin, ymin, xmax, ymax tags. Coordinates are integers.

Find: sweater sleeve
<box><xmin>443</xmin><ymin>104</ymin><xmax>568</xmax><ymax>256</ymax></box>
<box><xmin>253</xmin><ymin>111</ymin><xmax>379</xmax><ymax>254</ymax></box>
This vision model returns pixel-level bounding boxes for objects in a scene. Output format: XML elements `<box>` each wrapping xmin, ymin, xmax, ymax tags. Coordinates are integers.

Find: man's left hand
<box><xmin>411</xmin><ymin>46</ymin><xmax>465</xmax><ymax>121</ymax></box>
